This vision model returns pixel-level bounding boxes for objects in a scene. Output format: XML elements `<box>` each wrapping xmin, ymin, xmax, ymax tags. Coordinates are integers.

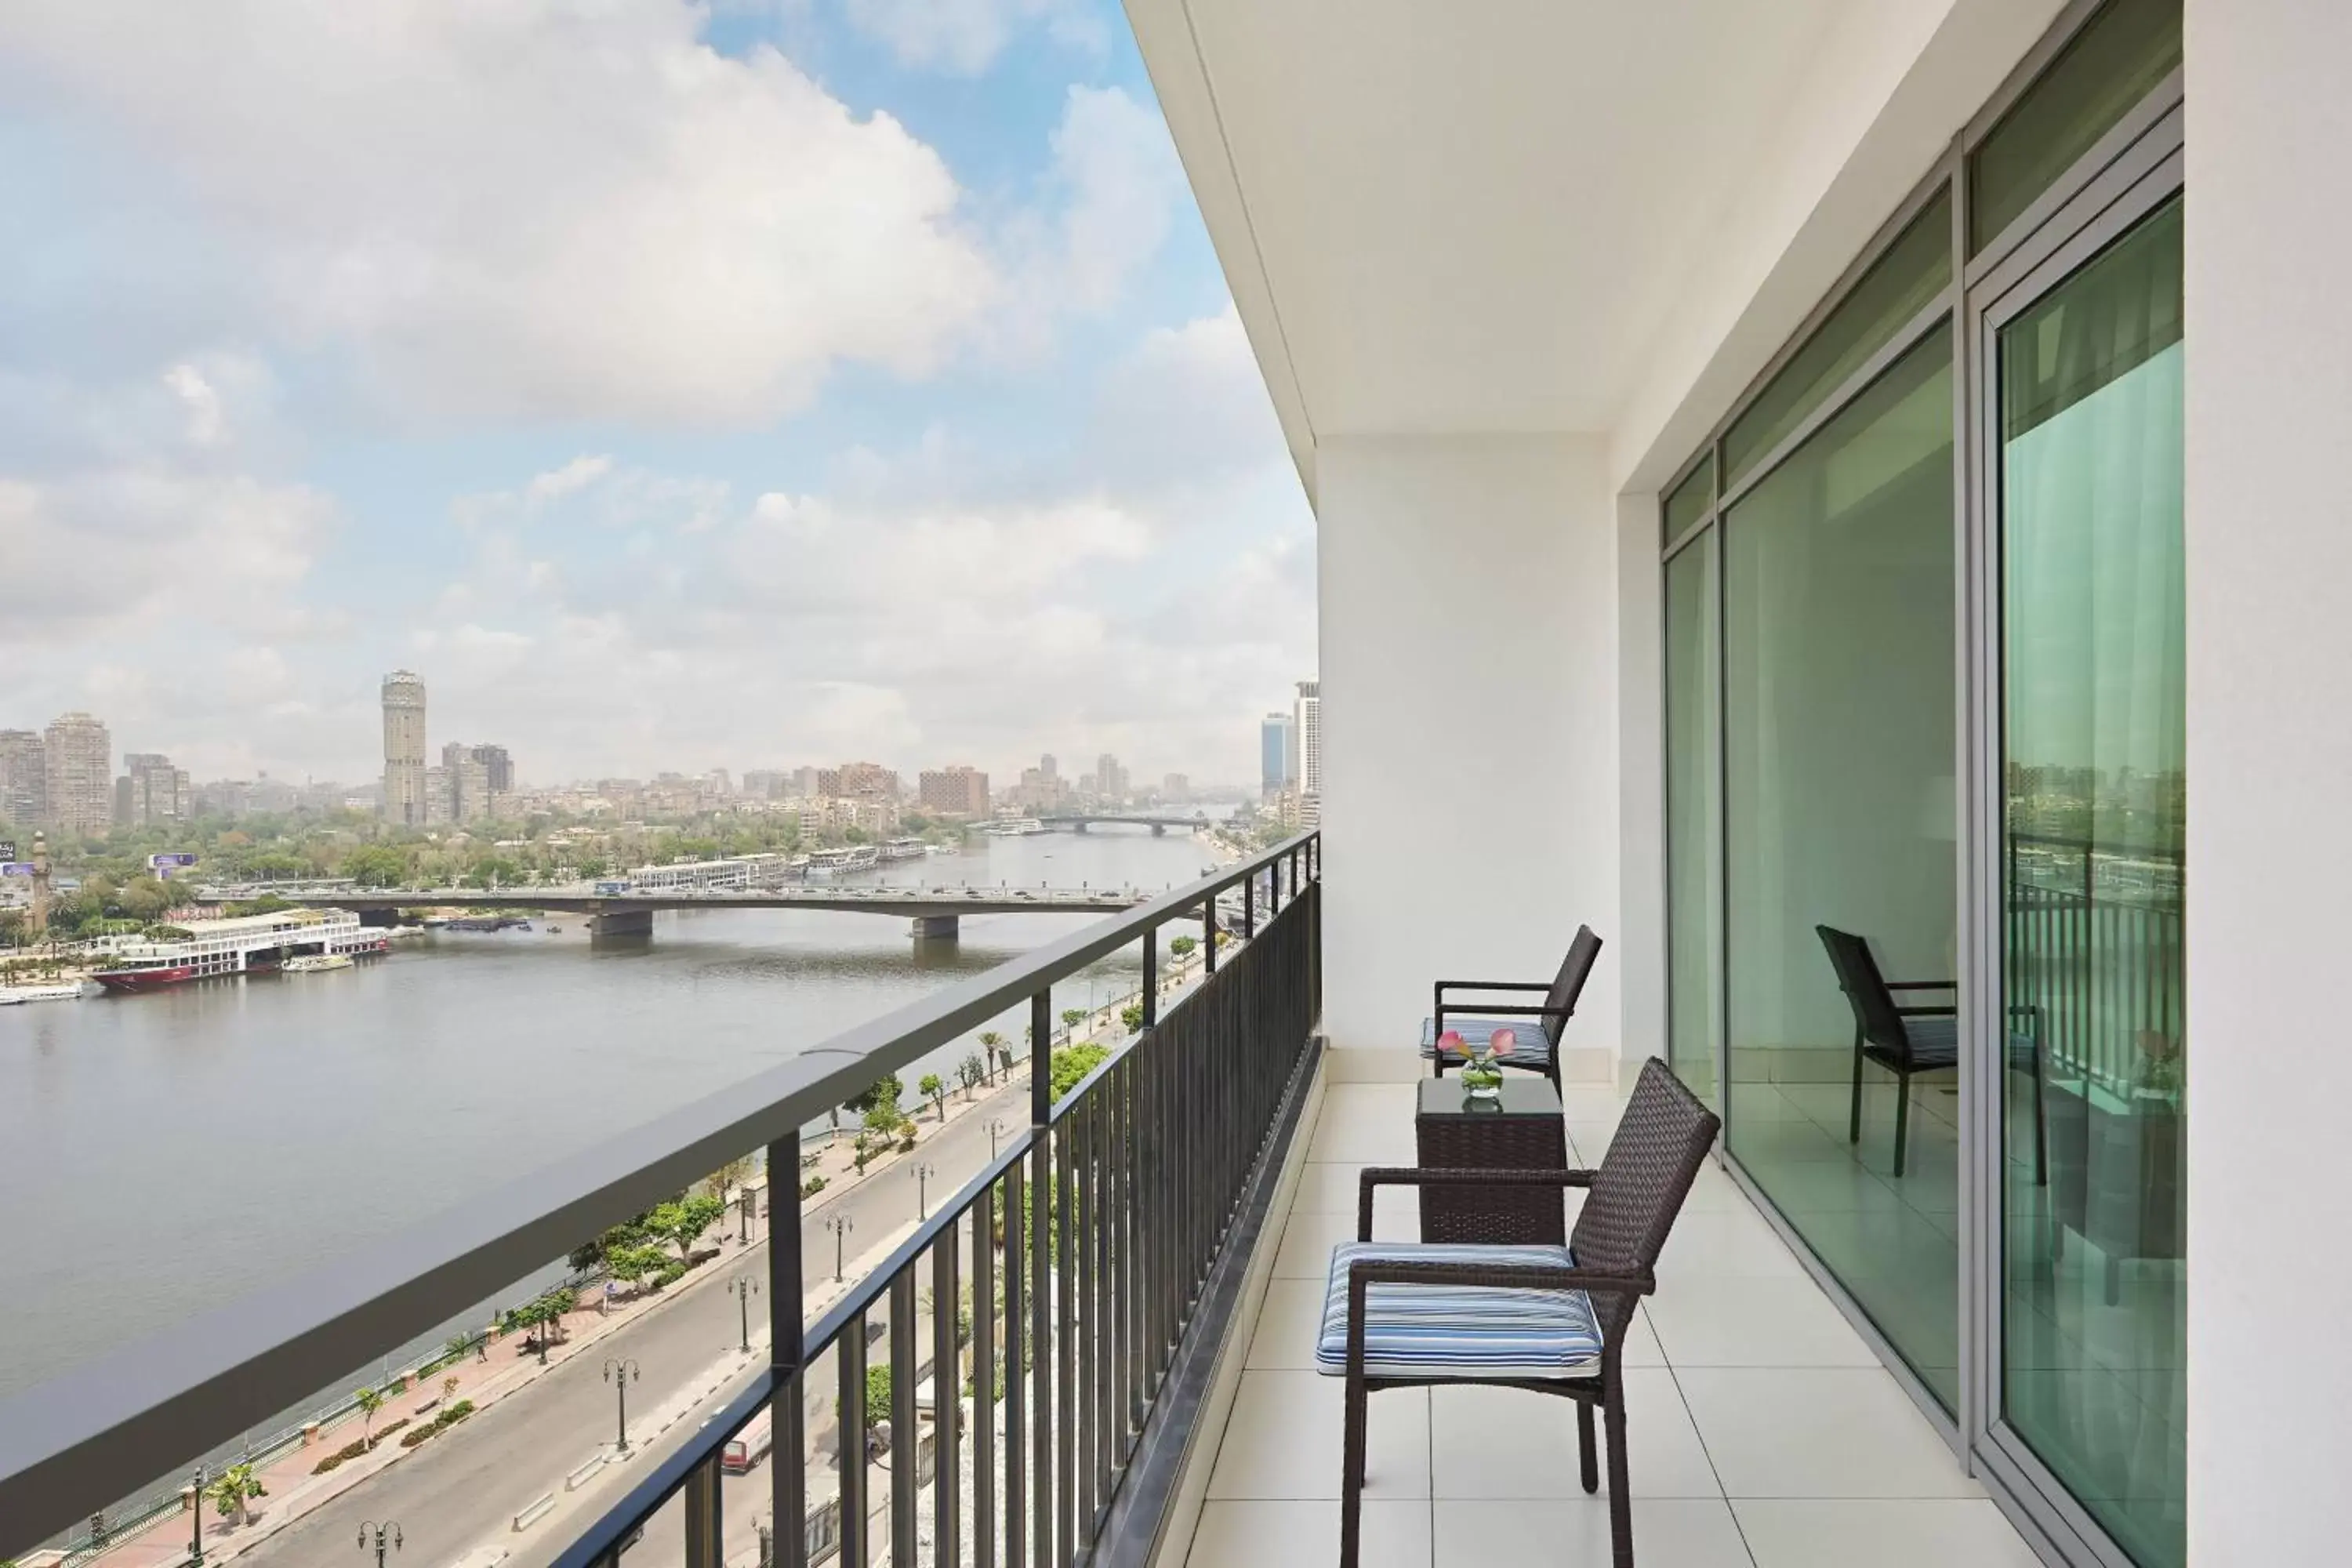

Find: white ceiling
<box><xmin>1130</xmin><ymin>0</ymin><xmax>1993</xmax><ymax>499</ymax></box>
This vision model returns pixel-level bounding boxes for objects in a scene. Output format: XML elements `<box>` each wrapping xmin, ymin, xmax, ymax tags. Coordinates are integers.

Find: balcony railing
<box><xmin>0</xmin><ymin>832</ymin><xmax>1323</xmax><ymax>1568</ymax></box>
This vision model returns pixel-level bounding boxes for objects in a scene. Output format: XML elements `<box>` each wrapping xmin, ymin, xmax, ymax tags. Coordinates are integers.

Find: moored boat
<box><xmin>282</xmin><ymin>953</ymin><xmax>355</xmax><ymax>974</ymax></box>
<box><xmin>0</xmin><ymin>981</ymin><xmax>90</xmax><ymax>1006</ymax></box>
<box><xmin>91</xmin><ymin>909</ymin><xmax>387</xmax><ymax>994</ymax></box>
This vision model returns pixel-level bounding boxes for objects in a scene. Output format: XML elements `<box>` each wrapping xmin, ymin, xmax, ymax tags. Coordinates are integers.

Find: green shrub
<box><xmin>800</xmin><ymin>1174</ymin><xmax>828</xmax><ymax>1198</ymax></box>
<box><xmin>397</xmin><ymin>1399</ymin><xmax>475</xmax><ymax>1449</ymax></box>
<box><xmin>655</xmin><ymin>1261</ymin><xmax>687</xmax><ymax>1287</ymax></box>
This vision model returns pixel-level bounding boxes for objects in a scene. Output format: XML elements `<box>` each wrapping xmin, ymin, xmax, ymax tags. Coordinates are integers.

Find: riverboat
<box><xmin>0</xmin><ymin>982</ymin><xmax>89</xmax><ymax>1006</ymax></box>
<box><xmin>880</xmin><ymin>837</ymin><xmax>927</xmax><ymax>862</ymax></box>
<box><xmin>89</xmin><ymin>909</ymin><xmax>386</xmax><ymax>993</ymax></box>
<box><xmin>805</xmin><ymin>844</ymin><xmax>881</xmax><ymax>880</ymax></box>
<box><xmin>282</xmin><ymin>953</ymin><xmax>355</xmax><ymax>975</ymax></box>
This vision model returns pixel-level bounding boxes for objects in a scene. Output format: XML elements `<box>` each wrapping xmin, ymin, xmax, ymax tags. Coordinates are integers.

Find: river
<box><xmin>0</xmin><ymin>826</ymin><xmax>1232</xmax><ymax>1403</ymax></box>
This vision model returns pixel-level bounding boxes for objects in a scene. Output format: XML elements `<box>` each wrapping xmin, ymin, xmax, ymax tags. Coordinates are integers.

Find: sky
<box><xmin>0</xmin><ymin>0</ymin><xmax>1316</xmax><ymax>791</ymax></box>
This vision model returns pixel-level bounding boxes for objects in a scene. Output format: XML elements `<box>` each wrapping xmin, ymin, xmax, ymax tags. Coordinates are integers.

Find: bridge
<box><xmin>207</xmin><ymin>883</ymin><xmax>1208</xmax><ymax>942</ymax></box>
<box><xmin>1032</xmin><ymin>812</ymin><xmax>1223</xmax><ymax>833</ymax></box>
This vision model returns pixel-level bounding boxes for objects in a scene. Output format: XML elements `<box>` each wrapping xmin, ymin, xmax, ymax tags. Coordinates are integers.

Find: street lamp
<box><xmin>730</xmin><ymin>1275</ymin><xmax>760</xmax><ymax>1354</ymax></box>
<box><xmin>357</xmin><ymin>1521</ymin><xmax>404</xmax><ymax>1568</ymax></box>
<box><xmin>604</xmin><ymin>1358</ymin><xmax>641</xmax><ymax>1454</ymax></box>
<box><xmin>986</xmin><ymin>1119</ymin><xmax>1006</xmax><ymax>1160</ymax></box>
<box><xmin>739</xmin><ymin>1183</ymin><xmax>754</xmax><ymax>1244</ymax></box>
<box><xmin>911</xmin><ymin>1163</ymin><xmax>937</xmax><ymax>1221</ymax></box>
<box><xmin>827</xmin><ymin>1215</ymin><xmax>855</xmax><ymax>1283</ymax></box>
<box><xmin>190</xmin><ymin>1466</ymin><xmax>205</xmax><ymax>1568</ymax></box>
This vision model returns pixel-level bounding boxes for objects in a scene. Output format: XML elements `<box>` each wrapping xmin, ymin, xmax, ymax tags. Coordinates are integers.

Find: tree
<box><xmin>353</xmin><ymin>1385</ymin><xmax>385</xmax><ymax>1447</ymax></box>
<box><xmin>206</xmin><ymin>1464</ymin><xmax>265</xmax><ymax>1526</ymax></box>
<box><xmin>1120</xmin><ymin>1003</ymin><xmax>1145</xmax><ymax>1035</ymax></box>
<box><xmin>1168</xmin><ymin>935</ymin><xmax>1197</xmax><ymax>960</ymax></box>
<box><xmin>844</xmin><ymin>1073</ymin><xmax>902</xmax><ymax>1118</ymax></box>
<box><xmin>706</xmin><ymin>1154</ymin><xmax>754</xmax><ymax>1200</ymax></box>
<box><xmin>978</xmin><ymin>1032</ymin><xmax>1006</xmax><ymax>1083</ymax></box>
<box><xmin>1061</xmin><ymin>1007</ymin><xmax>1087</xmax><ymax>1036</ymax></box>
<box><xmin>343</xmin><ymin>844</ymin><xmax>408</xmax><ymax>888</ymax></box>
<box><xmin>957</xmin><ymin>1053</ymin><xmax>986</xmax><ymax>1097</ymax></box>
<box><xmin>606</xmin><ymin>1243</ymin><xmax>670</xmax><ymax>1293</ymax></box>
<box><xmin>1050</xmin><ymin>1042</ymin><xmax>1111</xmax><ymax>1102</ymax></box>
<box><xmin>919</xmin><ymin>1073</ymin><xmax>946</xmax><ymax>1120</ymax></box>
<box><xmin>647</xmin><ymin>1194</ymin><xmax>728</xmax><ymax>1267</ymax></box>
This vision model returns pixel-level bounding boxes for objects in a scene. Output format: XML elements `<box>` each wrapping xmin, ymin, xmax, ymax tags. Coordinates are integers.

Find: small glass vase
<box><xmin>1459</xmin><ymin>1052</ymin><xmax>1504</xmax><ymax>1106</ymax></box>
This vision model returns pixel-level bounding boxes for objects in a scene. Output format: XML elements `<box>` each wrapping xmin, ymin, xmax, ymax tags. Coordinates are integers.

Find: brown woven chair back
<box><xmin>1570</xmin><ymin>1057</ymin><xmax>1722</xmax><ymax>1339</ymax></box>
<box><xmin>1539</xmin><ymin>924</ymin><xmax>1604</xmax><ymax>1051</ymax></box>
<box><xmin>1816</xmin><ymin>924</ymin><xmax>1915</xmax><ymax>1063</ymax></box>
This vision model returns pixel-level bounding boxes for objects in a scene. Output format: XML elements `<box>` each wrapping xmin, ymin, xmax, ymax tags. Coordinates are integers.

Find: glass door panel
<box><xmin>1996</xmin><ymin>193</ymin><xmax>2185</xmax><ymax>1568</ymax></box>
<box><xmin>1665</xmin><ymin>528</ymin><xmax>1720</xmax><ymax>1110</ymax></box>
<box><xmin>1724</xmin><ymin>329</ymin><xmax>1959</xmax><ymax>1411</ymax></box>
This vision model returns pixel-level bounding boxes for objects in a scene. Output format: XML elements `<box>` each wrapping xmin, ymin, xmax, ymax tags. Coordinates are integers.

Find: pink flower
<box><xmin>1437</xmin><ymin>1029</ymin><xmax>1465</xmax><ymax>1056</ymax></box>
<box><xmin>1489</xmin><ymin>1028</ymin><xmax>1516</xmax><ymax>1057</ymax></box>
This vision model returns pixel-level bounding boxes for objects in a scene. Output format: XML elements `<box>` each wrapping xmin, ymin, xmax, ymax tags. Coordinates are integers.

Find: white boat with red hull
<box><xmin>91</xmin><ymin>909</ymin><xmax>387</xmax><ymax>993</ymax></box>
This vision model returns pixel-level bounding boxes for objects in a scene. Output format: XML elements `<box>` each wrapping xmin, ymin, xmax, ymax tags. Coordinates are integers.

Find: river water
<box><xmin>0</xmin><ymin>826</ymin><xmax>1229</xmax><ymax>1402</ymax></box>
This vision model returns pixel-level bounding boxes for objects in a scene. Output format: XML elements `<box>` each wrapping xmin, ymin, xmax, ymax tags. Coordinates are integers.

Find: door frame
<box><xmin>1960</xmin><ymin>110</ymin><xmax>2185</xmax><ymax>1568</ymax></box>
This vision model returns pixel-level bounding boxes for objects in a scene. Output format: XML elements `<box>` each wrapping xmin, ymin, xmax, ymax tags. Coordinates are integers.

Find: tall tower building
<box><xmin>1294</xmin><ymin>679</ymin><xmax>1323</xmax><ymax>812</ymax></box>
<box><xmin>1260</xmin><ymin>713</ymin><xmax>1294</xmax><ymax>800</ymax></box>
<box><xmin>381</xmin><ymin>671</ymin><xmax>428</xmax><ymax>826</ymax></box>
<box><xmin>42</xmin><ymin>713</ymin><xmax>111</xmax><ymax>835</ymax></box>
<box><xmin>0</xmin><ymin>730</ymin><xmax>45</xmax><ymax>828</ymax></box>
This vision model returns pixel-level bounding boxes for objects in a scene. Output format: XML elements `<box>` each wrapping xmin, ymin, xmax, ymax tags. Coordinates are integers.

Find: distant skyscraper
<box><xmin>1294</xmin><ymin>679</ymin><xmax>1323</xmax><ymax>804</ymax></box>
<box><xmin>1163</xmin><ymin>773</ymin><xmax>1189</xmax><ymax>802</ymax></box>
<box><xmin>1260</xmin><ymin>713</ymin><xmax>1294</xmax><ymax>800</ymax></box>
<box><xmin>1040</xmin><ymin>753</ymin><xmax>1058</xmax><ymax>781</ymax></box>
<box><xmin>918</xmin><ymin>765</ymin><xmax>991</xmax><ymax>817</ymax></box>
<box><xmin>382</xmin><ymin>671</ymin><xmax>427</xmax><ymax>826</ymax></box>
<box><xmin>0</xmin><ymin>730</ymin><xmax>46</xmax><ymax>829</ymax></box>
<box><xmin>423</xmin><ymin>765</ymin><xmax>453</xmax><ymax>826</ymax></box>
<box><xmin>42</xmin><ymin>712</ymin><xmax>111</xmax><ymax>834</ymax></box>
<box><xmin>1094</xmin><ymin>753</ymin><xmax>1127</xmax><ymax>800</ymax></box>
<box><xmin>470</xmin><ymin>744</ymin><xmax>514</xmax><ymax>797</ymax></box>
<box><xmin>117</xmin><ymin>753</ymin><xmax>191</xmax><ymax>827</ymax></box>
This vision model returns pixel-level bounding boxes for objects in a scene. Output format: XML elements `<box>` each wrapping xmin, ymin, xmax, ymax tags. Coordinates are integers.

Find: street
<box><xmin>236</xmin><ymin>1069</ymin><xmax>1034</xmax><ymax>1568</ymax></box>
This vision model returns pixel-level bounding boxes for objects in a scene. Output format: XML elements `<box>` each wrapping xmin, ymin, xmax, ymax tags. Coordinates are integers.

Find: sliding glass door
<box><xmin>1664</xmin><ymin>525</ymin><xmax>1720</xmax><ymax>1112</ymax></box>
<box><xmin>1991</xmin><ymin>190</ymin><xmax>2185</xmax><ymax>1568</ymax></box>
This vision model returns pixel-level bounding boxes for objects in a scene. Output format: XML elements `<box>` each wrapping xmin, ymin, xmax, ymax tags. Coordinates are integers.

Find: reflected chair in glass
<box><xmin>1421</xmin><ymin>924</ymin><xmax>1603</xmax><ymax>1092</ymax></box>
<box><xmin>1816</xmin><ymin>924</ymin><xmax>2045</xmax><ymax>1181</ymax></box>
<box><xmin>1320</xmin><ymin>1058</ymin><xmax>1719</xmax><ymax>1568</ymax></box>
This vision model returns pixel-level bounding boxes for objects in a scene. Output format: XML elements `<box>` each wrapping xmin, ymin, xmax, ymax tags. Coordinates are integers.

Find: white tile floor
<box><xmin>1184</xmin><ymin>1080</ymin><xmax>2045</xmax><ymax>1568</ymax></box>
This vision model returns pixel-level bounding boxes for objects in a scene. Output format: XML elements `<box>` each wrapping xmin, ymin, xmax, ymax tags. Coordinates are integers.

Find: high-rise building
<box><xmin>1094</xmin><ymin>753</ymin><xmax>1127</xmax><ymax>800</ymax></box>
<box><xmin>1040</xmin><ymin>753</ymin><xmax>1058</xmax><ymax>781</ymax></box>
<box><xmin>423</xmin><ymin>765</ymin><xmax>452</xmax><ymax>826</ymax></box>
<box><xmin>917</xmin><ymin>765</ymin><xmax>991</xmax><ymax>818</ymax></box>
<box><xmin>1260</xmin><ymin>712</ymin><xmax>1294</xmax><ymax>800</ymax></box>
<box><xmin>42</xmin><ymin>712</ymin><xmax>111</xmax><ymax>835</ymax></box>
<box><xmin>117</xmin><ymin>753</ymin><xmax>191</xmax><ymax>827</ymax></box>
<box><xmin>818</xmin><ymin>761</ymin><xmax>899</xmax><ymax>800</ymax></box>
<box><xmin>0</xmin><ymin>730</ymin><xmax>45</xmax><ymax>828</ymax></box>
<box><xmin>742</xmin><ymin>770</ymin><xmax>789</xmax><ymax>800</ymax></box>
<box><xmin>1294</xmin><ymin>680</ymin><xmax>1323</xmax><ymax>801</ymax></box>
<box><xmin>1163</xmin><ymin>773</ymin><xmax>1189</xmax><ymax>802</ymax></box>
<box><xmin>470</xmin><ymin>744</ymin><xmax>514</xmax><ymax>797</ymax></box>
<box><xmin>381</xmin><ymin>671</ymin><xmax>427</xmax><ymax>826</ymax></box>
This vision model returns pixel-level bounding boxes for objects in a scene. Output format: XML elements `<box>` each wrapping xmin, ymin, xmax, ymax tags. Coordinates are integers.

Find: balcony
<box><xmin>1178</xmin><ymin>1073</ymin><xmax>2042</xmax><ymax>1568</ymax></box>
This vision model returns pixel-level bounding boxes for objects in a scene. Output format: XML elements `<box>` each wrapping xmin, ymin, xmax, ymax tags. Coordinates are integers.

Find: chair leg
<box><xmin>1893</xmin><ymin>1069</ymin><xmax>1911</xmax><ymax>1179</ymax></box>
<box><xmin>1577</xmin><ymin>1401</ymin><xmax>1599</xmax><ymax>1494</ymax></box>
<box><xmin>1849</xmin><ymin>1029</ymin><xmax>1865</xmax><ymax>1145</ymax></box>
<box><xmin>1341</xmin><ymin>1374</ymin><xmax>1367</xmax><ymax>1568</ymax></box>
<box><xmin>1602</xmin><ymin>1376</ymin><xmax>1635</xmax><ymax>1568</ymax></box>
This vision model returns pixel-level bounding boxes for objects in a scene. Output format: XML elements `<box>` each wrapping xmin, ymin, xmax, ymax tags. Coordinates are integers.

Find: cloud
<box><xmin>2</xmin><ymin>0</ymin><xmax>1000</xmax><ymax>427</ymax></box>
<box><xmin>840</xmin><ymin>0</ymin><xmax>1108</xmax><ymax>75</ymax></box>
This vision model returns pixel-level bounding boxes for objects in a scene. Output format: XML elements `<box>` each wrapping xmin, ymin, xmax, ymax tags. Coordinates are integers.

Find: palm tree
<box><xmin>354</xmin><ymin>1385</ymin><xmax>386</xmax><ymax>1446</ymax></box>
<box><xmin>207</xmin><ymin>1464</ymin><xmax>263</xmax><ymax>1527</ymax></box>
<box><xmin>978</xmin><ymin>1032</ymin><xmax>1005</xmax><ymax>1083</ymax></box>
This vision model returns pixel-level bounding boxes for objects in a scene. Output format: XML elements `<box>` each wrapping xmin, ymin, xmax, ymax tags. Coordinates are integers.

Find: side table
<box><xmin>1414</xmin><ymin>1076</ymin><xmax>1570</xmax><ymax>1245</ymax></box>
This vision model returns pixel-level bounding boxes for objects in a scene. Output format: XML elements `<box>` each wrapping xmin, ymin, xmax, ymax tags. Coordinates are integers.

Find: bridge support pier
<box><xmin>590</xmin><ymin>908</ymin><xmax>654</xmax><ymax>940</ymax></box>
<box><xmin>1152</xmin><ymin>824</ymin><xmax>1166</xmax><ymax>836</ymax></box>
<box><xmin>911</xmin><ymin>915</ymin><xmax>960</xmax><ymax>942</ymax></box>
<box><xmin>357</xmin><ymin>908</ymin><xmax>398</xmax><ymax>928</ymax></box>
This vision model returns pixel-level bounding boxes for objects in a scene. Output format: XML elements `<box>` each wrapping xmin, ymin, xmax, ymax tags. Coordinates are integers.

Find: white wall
<box><xmin>1316</xmin><ymin>434</ymin><xmax>1621</xmax><ymax>1063</ymax></box>
<box><xmin>1615</xmin><ymin>492</ymin><xmax>1668</xmax><ymax>1069</ymax></box>
<box><xmin>2184</xmin><ymin>2</ymin><xmax>2352</xmax><ymax>1558</ymax></box>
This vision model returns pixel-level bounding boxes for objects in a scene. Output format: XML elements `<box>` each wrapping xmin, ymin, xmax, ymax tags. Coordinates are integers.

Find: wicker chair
<box><xmin>1319</xmin><ymin>1058</ymin><xmax>1719</xmax><ymax>1568</ymax></box>
<box><xmin>1816</xmin><ymin>925</ymin><xmax>2045</xmax><ymax>1182</ymax></box>
<box><xmin>1421</xmin><ymin>924</ymin><xmax>1603</xmax><ymax>1091</ymax></box>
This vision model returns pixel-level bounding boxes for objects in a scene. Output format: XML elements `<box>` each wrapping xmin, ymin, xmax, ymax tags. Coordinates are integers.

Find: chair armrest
<box><xmin>1360</xmin><ymin>1165</ymin><xmax>1595</xmax><ymax>1240</ymax></box>
<box><xmin>1435</xmin><ymin>980</ymin><xmax>1552</xmax><ymax>995</ymax></box>
<box><xmin>1436</xmin><ymin>1002</ymin><xmax>1570</xmax><ymax>1028</ymax></box>
<box><xmin>1886</xmin><ymin>979</ymin><xmax>1957</xmax><ymax>991</ymax></box>
<box><xmin>1895</xmin><ymin>1005</ymin><xmax>1958</xmax><ymax>1018</ymax></box>
<box><xmin>1341</xmin><ymin>1257</ymin><xmax>1656</xmax><ymax>1375</ymax></box>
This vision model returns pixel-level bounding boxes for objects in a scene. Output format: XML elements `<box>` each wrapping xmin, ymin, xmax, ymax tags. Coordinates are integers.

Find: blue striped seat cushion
<box><xmin>1419</xmin><ymin>1017</ymin><xmax>1556</xmax><ymax>1062</ymax></box>
<box><xmin>1899</xmin><ymin>1016</ymin><xmax>2040</xmax><ymax>1071</ymax></box>
<box><xmin>1315</xmin><ymin>1240</ymin><xmax>1602</xmax><ymax>1381</ymax></box>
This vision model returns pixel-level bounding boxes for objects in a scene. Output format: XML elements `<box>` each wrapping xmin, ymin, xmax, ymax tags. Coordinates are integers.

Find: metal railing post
<box><xmin>934</xmin><ymin>1214</ymin><xmax>961</xmax><ymax>1568</ymax></box>
<box><xmin>1029</xmin><ymin>989</ymin><xmax>1053</xmax><ymax>1568</ymax></box>
<box><xmin>840</xmin><ymin>1312</ymin><xmax>867</xmax><ymax>1568</ymax></box>
<box><xmin>1202</xmin><ymin>897</ymin><xmax>1216</xmax><ymax>976</ymax></box>
<box><xmin>1140</xmin><ymin>926</ymin><xmax>1157</xmax><ymax>1029</ymax></box>
<box><xmin>891</xmin><ymin>1269</ymin><xmax>918</xmax><ymax>1565</ymax></box>
<box><xmin>769</xmin><ymin>1133</ymin><xmax>808</xmax><ymax>1568</ymax></box>
<box><xmin>684</xmin><ymin>1456</ymin><xmax>722</xmax><ymax>1568</ymax></box>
